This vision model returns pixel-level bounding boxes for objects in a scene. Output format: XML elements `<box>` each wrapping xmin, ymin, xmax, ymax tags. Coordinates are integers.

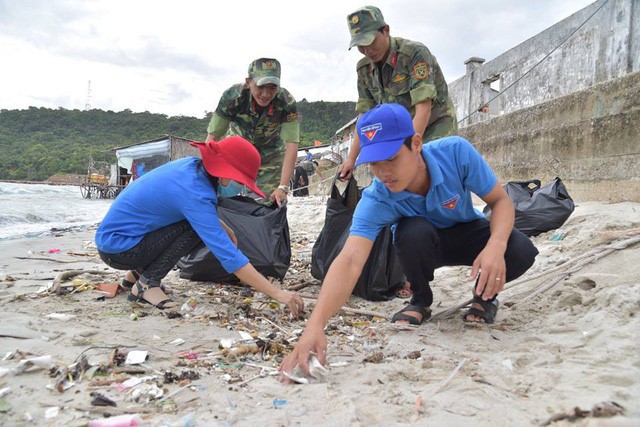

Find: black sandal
<box><xmin>122</xmin><ymin>271</ymin><xmax>172</xmax><ymax>294</ymax></box>
<box><xmin>121</xmin><ymin>270</ymin><xmax>140</xmax><ymax>290</ymax></box>
<box><xmin>391</xmin><ymin>304</ymin><xmax>432</xmax><ymax>325</ymax></box>
<box><xmin>127</xmin><ymin>281</ymin><xmax>175</xmax><ymax>310</ymax></box>
<box><xmin>463</xmin><ymin>296</ymin><xmax>499</xmax><ymax>324</ymax></box>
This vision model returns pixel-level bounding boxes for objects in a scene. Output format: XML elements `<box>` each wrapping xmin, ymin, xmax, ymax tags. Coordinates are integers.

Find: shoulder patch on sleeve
<box><xmin>413</xmin><ymin>61</ymin><xmax>429</xmax><ymax>80</ymax></box>
<box><xmin>285</xmin><ymin>112</ymin><xmax>298</xmax><ymax>122</ymax></box>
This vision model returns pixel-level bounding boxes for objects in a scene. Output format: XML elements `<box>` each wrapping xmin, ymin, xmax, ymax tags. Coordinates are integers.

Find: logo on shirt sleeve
<box><xmin>441</xmin><ymin>194</ymin><xmax>460</xmax><ymax>209</ymax></box>
<box><xmin>413</xmin><ymin>61</ymin><xmax>429</xmax><ymax>80</ymax></box>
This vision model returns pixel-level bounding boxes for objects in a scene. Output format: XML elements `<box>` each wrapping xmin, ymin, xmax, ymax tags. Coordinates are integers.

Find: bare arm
<box><xmin>233</xmin><ymin>263</ymin><xmax>304</xmax><ymax>318</ymax></box>
<box><xmin>271</xmin><ymin>142</ymin><xmax>298</xmax><ymax>206</ymax></box>
<box><xmin>469</xmin><ymin>183</ymin><xmax>515</xmax><ymax>299</ymax></box>
<box><xmin>412</xmin><ymin>100</ymin><xmax>432</xmax><ymax>139</ymax></box>
<box><xmin>338</xmin><ymin>114</ymin><xmax>363</xmax><ymax>180</ymax></box>
<box><xmin>280</xmin><ymin>236</ymin><xmax>374</xmax><ymax>376</ymax></box>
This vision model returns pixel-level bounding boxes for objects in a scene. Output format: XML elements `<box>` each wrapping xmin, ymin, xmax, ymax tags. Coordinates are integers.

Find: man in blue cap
<box><xmin>280</xmin><ymin>103</ymin><xmax>538</xmax><ymax>378</ymax></box>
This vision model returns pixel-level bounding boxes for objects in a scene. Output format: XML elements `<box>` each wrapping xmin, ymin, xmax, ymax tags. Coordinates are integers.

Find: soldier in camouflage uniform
<box><xmin>339</xmin><ymin>6</ymin><xmax>458</xmax><ymax>181</ymax></box>
<box><xmin>205</xmin><ymin>58</ymin><xmax>299</xmax><ymax>206</ymax></box>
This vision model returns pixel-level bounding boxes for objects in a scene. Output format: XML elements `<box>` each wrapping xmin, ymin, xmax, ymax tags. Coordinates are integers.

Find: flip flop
<box><xmin>463</xmin><ymin>296</ymin><xmax>499</xmax><ymax>324</ymax></box>
<box><xmin>391</xmin><ymin>304</ymin><xmax>432</xmax><ymax>325</ymax></box>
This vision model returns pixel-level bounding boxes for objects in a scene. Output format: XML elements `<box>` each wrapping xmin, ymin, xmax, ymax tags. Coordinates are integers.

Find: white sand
<box><xmin>0</xmin><ymin>195</ymin><xmax>638</xmax><ymax>426</ymax></box>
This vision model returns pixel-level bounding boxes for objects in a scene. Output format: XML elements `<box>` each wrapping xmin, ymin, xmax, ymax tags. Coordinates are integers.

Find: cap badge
<box><xmin>361</xmin><ymin>123</ymin><xmax>382</xmax><ymax>141</ymax></box>
<box><xmin>351</xmin><ymin>15</ymin><xmax>359</xmax><ymax>24</ymax></box>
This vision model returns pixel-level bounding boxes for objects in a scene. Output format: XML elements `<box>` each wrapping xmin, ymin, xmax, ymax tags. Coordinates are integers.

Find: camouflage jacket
<box><xmin>355</xmin><ymin>37</ymin><xmax>457</xmax><ymax>139</ymax></box>
<box><xmin>208</xmin><ymin>84</ymin><xmax>299</xmax><ymax>164</ymax></box>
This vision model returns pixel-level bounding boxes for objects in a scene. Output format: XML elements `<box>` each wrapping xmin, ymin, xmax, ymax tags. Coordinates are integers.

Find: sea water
<box><xmin>0</xmin><ymin>182</ymin><xmax>112</xmax><ymax>240</ymax></box>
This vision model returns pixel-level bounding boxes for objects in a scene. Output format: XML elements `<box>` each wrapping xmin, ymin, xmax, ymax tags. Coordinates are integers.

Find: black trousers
<box><xmin>99</xmin><ymin>220</ymin><xmax>202</xmax><ymax>287</ymax></box>
<box><xmin>393</xmin><ymin>217</ymin><xmax>538</xmax><ymax>307</ymax></box>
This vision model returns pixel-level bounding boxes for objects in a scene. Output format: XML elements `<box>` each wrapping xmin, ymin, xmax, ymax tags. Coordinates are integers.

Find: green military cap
<box><xmin>347</xmin><ymin>6</ymin><xmax>386</xmax><ymax>50</ymax></box>
<box><xmin>248</xmin><ymin>58</ymin><xmax>281</xmax><ymax>86</ymax></box>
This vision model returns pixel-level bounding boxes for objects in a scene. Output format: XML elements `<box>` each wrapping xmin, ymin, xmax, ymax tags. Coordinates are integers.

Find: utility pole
<box><xmin>85</xmin><ymin>80</ymin><xmax>92</xmax><ymax>110</ymax></box>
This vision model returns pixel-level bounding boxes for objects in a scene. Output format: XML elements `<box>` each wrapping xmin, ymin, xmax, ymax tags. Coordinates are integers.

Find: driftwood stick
<box><xmin>15</xmin><ymin>256</ymin><xmax>80</xmax><ymax>263</ymax></box>
<box><xmin>300</xmin><ymin>295</ymin><xmax>390</xmax><ymax>319</ymax></box>
<box><xmin>287</xmin><ymin>281</ymin><xmax>315</xmax><ymax>291</ymax></box>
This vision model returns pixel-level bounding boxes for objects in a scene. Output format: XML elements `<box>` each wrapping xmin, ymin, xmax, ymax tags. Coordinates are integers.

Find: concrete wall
<box><xmin>460</xmin><ymin>71</ymin><xmax>640</xmax><ymax>202</ymax></box>
<box><xmin>450</xmin><ymin>0</ymin><xmax>639</xmax><ymax>127</ymax></box>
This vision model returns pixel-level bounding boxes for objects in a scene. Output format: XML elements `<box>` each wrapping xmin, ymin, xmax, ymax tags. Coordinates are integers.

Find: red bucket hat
<box><xmin>189</xmin><ymin>136</ymin><xmax>265</xmax><ymax>198</ymax></box>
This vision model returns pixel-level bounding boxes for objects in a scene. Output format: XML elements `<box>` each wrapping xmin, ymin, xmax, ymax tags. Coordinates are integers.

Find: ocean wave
<box><xmin>0</xmin><ymin>182</ymin><xmax>111</xmax><ymax>240</ymax></box>
<box><xmin>0</xmin><ymin>182</ymin><xmax>78</xmax><ymax>196</ymax></box>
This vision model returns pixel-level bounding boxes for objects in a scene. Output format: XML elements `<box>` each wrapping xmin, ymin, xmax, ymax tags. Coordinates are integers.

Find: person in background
<box><xmin>205</xmin><ymin>58</ymin><xmax>299</xmax><ymax>207</ymax></box>
<box><xmin>95</xmin><ymin>135</ymin><xmax>304</xmax><ymax>315</ymax></box>
<box><xmin>280</xmin><ymin>104</ymin><xmax>537</xmax><ymax>378</ymax></box>
<box><xmin>305</xmin><ymin>148</ymin><xmax>313</xmax><ymax>161</ymax></box>
<box><xmin>339</xmin><ymin>5</ymin><xmax>458</xmax><ymax>181</ymax></box>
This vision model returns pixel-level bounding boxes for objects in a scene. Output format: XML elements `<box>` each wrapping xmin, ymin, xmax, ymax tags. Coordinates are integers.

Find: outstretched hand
<box><xmin>275</xmin><ymin>290</ymin><xmax>304</xmax><ymax>319</ymax></box>
<box><xmin>279</xmin><ymin>328</ymin><xmax>327</xmax><ymax>382</ymax></box>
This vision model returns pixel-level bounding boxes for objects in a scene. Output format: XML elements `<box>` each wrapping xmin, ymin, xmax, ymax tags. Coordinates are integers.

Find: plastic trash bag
<box><xmin>484</xmin><ymin>177</ymin><xmax>575</xmax><ymax>237</ymax></box>
<box><xmin>311</xmin><ymin>177</ymin><xmax>404</xmax><ymax>301</ymax></box>
<box><xmin>177</xmin><ymin>196</ymin><xmax>290</xmax><ymax>282</ymax></box>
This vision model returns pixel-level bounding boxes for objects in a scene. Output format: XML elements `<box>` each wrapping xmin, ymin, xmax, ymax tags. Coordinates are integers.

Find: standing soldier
<box><xmin>206</xmin><ymin>58</ymin><xmax>299</xmax><ymax>206</ymax></box>
<box><xmin>339</xmin><ymin>6</ymin><xmax>458</xmax><ymax>180</ymax></box>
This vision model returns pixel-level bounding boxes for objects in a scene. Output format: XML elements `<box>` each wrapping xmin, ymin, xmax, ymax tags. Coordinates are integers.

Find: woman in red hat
<box><xmin>95</xmin><ymin>135</ymin><xmax>304</xmax><ymax>315</ymax></box>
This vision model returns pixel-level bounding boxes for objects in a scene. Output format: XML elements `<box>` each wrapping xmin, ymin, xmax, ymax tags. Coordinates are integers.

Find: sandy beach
<box><xmin>0</xmin><ymin>194</ymin><xmax>638</xmax><ymax>426</ymax></box>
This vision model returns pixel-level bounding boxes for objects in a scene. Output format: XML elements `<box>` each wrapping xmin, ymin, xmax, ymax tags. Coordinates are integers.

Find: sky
<box><xmin>0</xmin><ymin>0</ymin><xmax>597</xmax><ymax>118</ymax></box>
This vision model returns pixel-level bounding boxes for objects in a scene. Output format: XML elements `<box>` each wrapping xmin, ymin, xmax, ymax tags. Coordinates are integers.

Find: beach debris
<box><xmin>88</xmin><ymin>413</ymin><xmax>142</xmax><ymax>427</ymax></box>
<box><xmin>281</xmin><ymin>354</ymin><xmax>328</xmax><ymax>384</ymax></box>
<box><xmin>540</xmin><ymin>401</ymin><xmax>625</xmax><ymax>425</ymax></box>
<box><xmin>11</xmin><ymin>355</ymin><xmax>53</xmax><ymax>375</ymax></box>
<box><xmin>124</xmin><ymin>351</ymin><xmax>148</xmax><ymax>365</ymax></box>
<box><xmin>273</xmin><ymin>398</ymin><xmax>288</xmax><ymax>409</ymax></box>
<box><xmin>170</xmin><ymin>338</ymin><xmax>186</xmax><ymax>346</ymax></box>
<box><xmin>46</xmin><ymin>312</ymin><xmax>76</xmax><ymax>321</ymax></box>
<box><xmin>0</xmin><ymin>398</ymin><xmax>10</xmax><ymax>413</ymax></box>
<box><xmin>90</xmin><ymin>391</ymin><xmax>117</xmax><ymax>407</ymax></box>
<box><xmin>48</xmin><ymin>248</ymin><xmax>61</xmax><ymax>253</ymax></box>
<box><xmin>363</xmin><ymin>352</ymin><xmax>384</xmax><ymax>364</ymax></box>
<box><xmin>406</xmin><ymin>350</ymin><xmax>422</xmax><ymax>360</ymax></box>
<box><xmin>95</xmin><ymin>282</ymin><xmax>120</xmax><ymax>298</ymax></box>
<box><xmin>44</xmin><ymin>406</ymin><xmax>60</xmax><ymax>420</ymax></box>
<box><xmin>163</xmin><ymin>370</ymin><xmax>200</xmax><ymax>384</ymax></box>
<box><xmin>50</xmin><ymin>269</ymin><xmax>112</xmax><ymax>294</ymax></box>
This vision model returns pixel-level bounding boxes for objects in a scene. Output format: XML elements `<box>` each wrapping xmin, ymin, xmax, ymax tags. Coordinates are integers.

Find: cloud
<box><xmin>0</xmin><ymin>0</ymin><xmax>597</xmax><ymax>116</ymax></box>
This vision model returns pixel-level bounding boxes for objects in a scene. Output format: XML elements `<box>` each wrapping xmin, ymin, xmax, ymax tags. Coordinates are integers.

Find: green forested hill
<box><xmin>0</xmin><ymin>100</ymin><xmax>355</xmax><ymax>181</ymax></box>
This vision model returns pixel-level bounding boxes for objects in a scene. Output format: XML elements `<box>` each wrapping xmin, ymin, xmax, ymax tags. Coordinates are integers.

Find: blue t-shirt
<box><xmin>95</xmin><ymin>157</ymin><xmax>249</xmax><ymax>273</ymax></box>
<box><xmin>350</xmin><ymin>136</ymin><xmax>497</xmax><ymax>241</ymax></box>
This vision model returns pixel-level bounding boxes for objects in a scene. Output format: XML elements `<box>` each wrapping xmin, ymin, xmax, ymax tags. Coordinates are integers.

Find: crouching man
<box><xmin>280</xmin><ymin>103</ymin><xmax>538</xmax><ymax>377</ymax></box>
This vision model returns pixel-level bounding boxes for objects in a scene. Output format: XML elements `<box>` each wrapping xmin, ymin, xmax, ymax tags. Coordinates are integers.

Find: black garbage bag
<box><xmin>484</xmin><ymin>177</ymin><xmax>575</xmax><ymax>237</ymax></box>
<box><xmin>311</xmin><ymin>177</ymin><xmax>404</xmax><ymax>301</ymax></box>
<box><xmin>177</xmin><ymin>196</ymin><xmax>290</xmax><ymax>282</ymax></box>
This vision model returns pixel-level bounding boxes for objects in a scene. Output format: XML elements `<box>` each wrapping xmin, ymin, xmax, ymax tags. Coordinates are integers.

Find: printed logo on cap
<box><xmin>361</xmin><ymin>123</ymin><xmax>382</xmax><ymax>141</ymax></box>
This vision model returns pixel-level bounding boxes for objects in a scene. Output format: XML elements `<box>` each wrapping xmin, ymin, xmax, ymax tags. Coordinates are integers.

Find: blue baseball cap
<box><xmin>355</xmin><ymin>103</ymin><xmax>415</xmax><ymax>166</ymax></box>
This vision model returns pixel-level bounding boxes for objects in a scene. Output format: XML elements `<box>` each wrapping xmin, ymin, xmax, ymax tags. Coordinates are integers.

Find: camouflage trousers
<box><xmin>255</xmin><ymin>159</ymin><xmax>283</xmax><ymax>198</ymax></box>
<box><xmin>423</xmin><ymin>115</ymin><xmax>458</xmax><ymax>143</ymax></box>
